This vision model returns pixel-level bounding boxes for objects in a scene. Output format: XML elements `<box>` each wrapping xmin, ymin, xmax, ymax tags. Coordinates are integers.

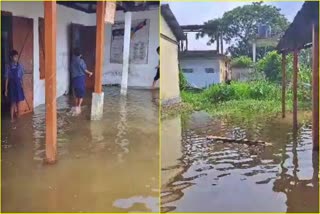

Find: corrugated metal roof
<box><xmin>277</xmin><ymin>1</ymin><xmax>319</xmax><ymax>54</ymax></box>
<box><xmin>57</xmin><ymin>1</ymin><xmax>159</xmax><ymax>14</ymax></box>
<box><xmin>179</xmin><ymin>50</ymin><xmax>229</xmax><ymax>60</ymax></box>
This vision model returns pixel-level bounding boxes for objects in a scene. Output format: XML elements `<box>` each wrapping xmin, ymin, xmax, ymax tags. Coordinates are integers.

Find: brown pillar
<box><xmin>94</xmin><ymin>1</ymin><xmax>106</xmax><ymax>94</ymax></box>
<box><xmin>312</xmin><ymin>23</ymin><xmax>319</xmax><ymax>151</ymax></box>
<box><xmin>293</xmin><ymin>50</ymin><xmax>298</xmax><ymax>129</ymax></box>
<box><xmin>282</xmin><ymin>53</ymin><xmax>286</xmax><ymax>118</ymax></box>
<box><xmin>44</xmin><ymin>1</ymin><xmax>57</xmax><ymax>164</ymax></box>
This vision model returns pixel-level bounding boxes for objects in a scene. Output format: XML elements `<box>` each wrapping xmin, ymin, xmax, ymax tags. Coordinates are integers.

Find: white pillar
<box><xmin>121</xmin><ymin>12</ymin><xmax>132</xmax><ymax>95</ymax></box>
<box><xmin>252</xmin><ymin>41</ymin><xmax>256</xmax><ymax>63</ymax></box>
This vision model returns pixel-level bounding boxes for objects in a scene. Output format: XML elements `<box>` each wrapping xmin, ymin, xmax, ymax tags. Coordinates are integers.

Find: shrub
<box><xmin>179</xmin><ymin>70</ymin><xmax>188</xmax><ymax>90</ymax></box>
<box><xmin>231</xmin><ymin>56</ymin><xmax>253</xmax><ymax>68</ymax></box>
<box><xmin>256</xmin><ymin>51</ymin><xmax>282</xmax><ymax>83</ymax></box>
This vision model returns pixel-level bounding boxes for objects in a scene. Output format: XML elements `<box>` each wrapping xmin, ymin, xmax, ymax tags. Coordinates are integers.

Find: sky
<box><xmin>165</xmin><ymin>1</ymin><xmax>304</xmax><ymax>51</ymax></box>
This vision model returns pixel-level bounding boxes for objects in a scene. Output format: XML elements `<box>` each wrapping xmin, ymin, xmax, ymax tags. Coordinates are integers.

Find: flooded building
<box><xmin>1</xmin><ymin>2</ymin><xmax>160</xmax><ymax>212</ymax></box>
<box><xmin>1</xmin><ymin>1</ymin><xmax>159</xmax><ymax>111</ymax></box>
<box><xmin>276</xmin><ymin>0</ymin><xmax>319</xmax><ymax>151</ymax></box>
<box><xmin>179</xmin><ymin>50</ymin><xmax>231</xmax><ymax>88</ymax></box>
<box><xmin>1</xmin><ymin>1</ymin><xmax>159</xmax><ymax>162</ymax></box>
<box><xmin>1</xmin><ymin>2</ymin><xmax>159</xmax><ymax>111</ymax></box>
<box><xmin>160</xmin><ymin>4</ymin><xmax>185</xmax><ymax>106</ymax></box>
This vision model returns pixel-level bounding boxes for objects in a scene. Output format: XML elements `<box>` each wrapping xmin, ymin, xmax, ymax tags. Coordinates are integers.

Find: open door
<box><xmin>1</xmin><ymin>11</ymin><xmax>13</xmax><ymax>114</ymax></box>
<box><xmin>82</xmin><ymin>26</ymin><xmax>96</xmax><ymax>90</ymax></box>
<box><xmin>12</xmin><ymin>16</ymin><xmax>34</xmax><ymax>115</ymax></box>
<box><xmin>70</xmin><ymin>23</ymin><xmax>96</xmax><ymax>92</ymax></box>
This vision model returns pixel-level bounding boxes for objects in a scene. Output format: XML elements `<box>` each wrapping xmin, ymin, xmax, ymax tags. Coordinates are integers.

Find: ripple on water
<box><xmin>161</xmin><ymin>112</ymin><xmax>318</xmax><ymax>212</ymax></box>
<box><xmin>2</xmin><ymin>87</ymin><xmax>159</xmax><ymax>212</ymax></box>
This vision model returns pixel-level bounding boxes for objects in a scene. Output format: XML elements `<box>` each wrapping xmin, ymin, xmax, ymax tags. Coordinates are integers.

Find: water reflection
<box><xmin>1</xmin><ymin>86</ymin><xmax>159</xmax><ymax>212</ymax></box>
<box><xmin>161</xmin><ymin>111</ymin><xmax>319</xmax><ymax>212</ymax></box>
<box><xmin>115</xmin><ymin>96</ymin><xmax>129</xmax><ymax>162</ymax></box>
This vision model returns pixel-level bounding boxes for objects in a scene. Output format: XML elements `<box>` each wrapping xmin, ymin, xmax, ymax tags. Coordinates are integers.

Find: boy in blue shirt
<box><xmin>71</xmin><ymin>48</ymin><xmax>93</xmax><ymax>115</ymax></box>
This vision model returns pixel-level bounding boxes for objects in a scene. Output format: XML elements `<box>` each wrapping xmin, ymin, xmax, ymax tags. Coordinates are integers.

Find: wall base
<box><xmin>161</xmin><ymin>97</ymin><xmax>181</xmax><ymax>107</ymax></box>
<box><xmin>120</xmin><ymin>86</ymin><xmax>127</xmax><ymax>95</ymax></box>
<box><xmin>91</xmin><ymin>92</ymin><xmax>104</xmax><ymax>120</ymax></box>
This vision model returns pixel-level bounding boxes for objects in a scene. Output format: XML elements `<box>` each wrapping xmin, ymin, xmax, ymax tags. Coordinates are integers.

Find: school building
<box><xmin>1</xmin><ymin>1</ymin><xmax>159</xmax><ymax>163</ymax></box>
<box><xmin>160</xmin><ymin>4</ymin><xmax>185</xmax><ymax>106</ymax></box>
<box><xmin>1</xmin><ymin>1</ymin><xmax>159</xmax><ymax>110</ymax></box>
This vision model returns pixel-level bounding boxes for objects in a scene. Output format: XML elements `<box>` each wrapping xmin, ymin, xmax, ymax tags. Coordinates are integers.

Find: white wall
<box><xmin>1</xmin><ymin>2</ymin><xmax>96</xmax><ymax>107</ymax></box>
<box><xmin>180</xmin><ymin>58</ymin><xmax>221</xmax><ymax>88</ymax></box>
<box><xmin>231</xmin><ymin>67</ymin><xmax>253</xmax><ymax>82</ymax></box>
<box><xmin>103</xmin><ymin>9</ymin><xmax>159</xmax><ymax>88</ymax></box>
<box><xmin>2</xmin><ymin>2</ymin><xmax>159</xmax><ymax>108</ymax></box>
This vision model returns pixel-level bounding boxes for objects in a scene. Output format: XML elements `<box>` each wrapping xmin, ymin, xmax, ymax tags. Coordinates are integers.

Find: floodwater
<box><xmin>161</xmin><ymin>111</ymin><xmax>319</xmax><ymax>212</ymax></box>
<box><xmin>1</xmin><ymin>86</ymin><xmax>159</xmax><ymax>212</ymax></box>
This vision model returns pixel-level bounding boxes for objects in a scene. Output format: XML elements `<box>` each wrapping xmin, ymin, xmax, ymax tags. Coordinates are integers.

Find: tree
<box><xmin>199</xmin><ymin>2</ymin><xmax>290</xmax><ymax>58</ymax></box>
<box><xmin>256</xmin><ymin>51</ymin><xmax>282</xmax><ymax>82</ymax></box>
<box><xmin>196</xmin><ymin>18</ymin><xmax>224</xmax><ymax>53</ymax></box>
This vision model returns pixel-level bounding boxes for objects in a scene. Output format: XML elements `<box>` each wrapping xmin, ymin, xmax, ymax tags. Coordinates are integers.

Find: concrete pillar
<box><xmin>91</xmin><ymin>1</ymin><xmax>106</xmax><ymax>120</ymax></box>
<box><xmin>252</xmin><ymin>41</ymin><xmax>256</xmax><ymax>63</ymax></box>
<box><xmin>91</xmin><ymin>93</ymin><xmax>104</xmax><ymax>120</ymax></box>
<box><xmin>44</xmin><ymin>1</ymin><xmax>57</xmax><ymax>164</ymax></box>
<box><xmin>120</xmin><ymin>12</ymin><xmax>132</xmax><ymax>95</ymax></box>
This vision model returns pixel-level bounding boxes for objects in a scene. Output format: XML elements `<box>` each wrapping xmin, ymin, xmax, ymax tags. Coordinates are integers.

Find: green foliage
<box><xmin>179</xmin><ymin>70</ymin><xmax>188</xmax><ymax>91</ymax></box>
<box><xmin>256</xmin><ymin>51</ymin><xmax>282</xmax><ymax>82</ymax></box>
<box><xmin>199</xmin><ymin>2</ymin><xmax>289</xmax><ymax>58</ymax></box>
<box><xmin>299</xmin><ymin>49</ymin><xmax>312</xmax><ymax>67</ymax></box>
<box><xmin>200</xmin><ymin>81</ymin><xmax>280</xmax><ymax>103</ymax></box>
<box><xmin>231</xmin><ymin>56</ymin><xmax>253</xmax><ymax>68</ymax></box>
<box><xmin>181</xmin><ymin>80</ymin><xmax>311</xmax><ymax>118</ymax></box>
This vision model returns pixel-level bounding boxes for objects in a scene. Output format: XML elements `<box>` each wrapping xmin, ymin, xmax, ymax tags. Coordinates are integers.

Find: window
<box><xmin>182</xmin><ymin>68</ymin><xmax>193</xmax><ymax>73</ymax></box>
<box><xmin>205</xmin><ymin>68</ymin><xmax>215</xmax><ymax>73</ymax></box>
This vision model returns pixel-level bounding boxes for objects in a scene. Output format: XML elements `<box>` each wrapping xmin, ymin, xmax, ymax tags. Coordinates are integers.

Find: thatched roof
<box><xmin>277</xmin><ymin>1</ymin><xmax>319</xmax><ymax>54</ymax></box>
<box><xmin>161</xmin><ymin>4</ymin><xmax>186</xmax><ymax>41</ymax></box>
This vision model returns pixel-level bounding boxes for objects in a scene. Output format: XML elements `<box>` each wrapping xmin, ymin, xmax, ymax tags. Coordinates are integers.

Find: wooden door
<box><xmin>39</xmin><ymin>17</ymin><xmax>45</xmax><ymax>80</ymax></box>
<box><xmin>81</xmin><ymin>26</ymin><xmax>96</xmax><ymax>91</ymax></box>
<box><xmin>1</xmin><ymin>11</ymin><xmax>13</xmax><ymax>113</ymax></box>
<box><xmin>69</xmin><ymin>23</ymin><xmax>82</xmax><ymax>94</ymax></box>
<box><xmin>12</xmin><ymin>16</ymin><xmax>34</xmax><ymax>115</ymax></box>
<box><xmin>70</xmin><ymin>23</ymin><xmax>96</xmax><ymax>91</ymax></box>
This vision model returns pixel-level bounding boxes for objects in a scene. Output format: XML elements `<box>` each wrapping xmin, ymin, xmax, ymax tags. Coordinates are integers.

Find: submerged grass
<box><xmin>181</xmin><ymin>81</ymin><xmax>311</xmax><ymax>119</ymax></box>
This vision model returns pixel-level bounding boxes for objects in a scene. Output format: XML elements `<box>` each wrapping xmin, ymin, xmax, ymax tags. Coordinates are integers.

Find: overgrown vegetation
<box><xmin>174</xmin><ymin>3</ymin><xmax>313</xmax><ymax>119</ymax></box>
<box><xmin>231</xmin><ymin>56</ymin><xmax>253</xmax><ymax>68</ymax></box>
<box><xmin>179</xmin><ymin>70</ymin><xmax>188</xmax><ymax>91</ymax></box>
<box><xmin>179</xmin><ymin>47</ymin><xmax>312</xmax><ymax>117</ymax></box>
<box><xmin>181</xmin><ymin>80</ymin><xmax>311</xmax><ymax>118</ymax></box>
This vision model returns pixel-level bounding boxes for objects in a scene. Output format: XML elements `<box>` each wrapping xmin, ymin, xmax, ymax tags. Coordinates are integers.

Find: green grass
<box><xmin>181</xmin><ymin>81</ymin><xmax>311</xmax><ymax>119</ymax></box>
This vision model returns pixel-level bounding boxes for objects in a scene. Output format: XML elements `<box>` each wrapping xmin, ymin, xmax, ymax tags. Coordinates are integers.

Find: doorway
<box><xmin>69</xmin><ymin>23</ymin><xmax>96</xmax><ymax>93</ymax></box>
<box><xmin>1</xmin><ymin>12</ymin><xmax>34</xmax><ymax>116</ymax></box>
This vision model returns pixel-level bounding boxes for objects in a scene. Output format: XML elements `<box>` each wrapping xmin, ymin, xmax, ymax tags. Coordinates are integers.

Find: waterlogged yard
<box><xmin>161</xmin><ymin>111</ymin><xmax>318</xmax><ymax>212</ymax></box>
<box><xmin>160</xmin><ymin>65</ymin><xmax>317</xmax><ymax>212</ymax></box>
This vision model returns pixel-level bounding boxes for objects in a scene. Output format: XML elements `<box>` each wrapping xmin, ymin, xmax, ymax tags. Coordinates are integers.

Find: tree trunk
<box><xmin>216</xmin><ymin>35</ymin><xmax>220</xmax><ymax>53</ymax></box>
<box><xmin>220</xmin><ymin>34</ymin><xmax>224</xmax><ymax>54</ymax></box>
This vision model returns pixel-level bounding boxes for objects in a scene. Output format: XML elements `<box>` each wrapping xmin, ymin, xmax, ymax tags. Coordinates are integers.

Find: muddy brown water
<box><xmin>1</xmin><ymin>86</ymin><xmax>159</xmax><ymax>212</ymax></box>
<box><xmin>161</xmin><ymin>111</ymin><xmax>319</xmax><ymax>213</ymax></box>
